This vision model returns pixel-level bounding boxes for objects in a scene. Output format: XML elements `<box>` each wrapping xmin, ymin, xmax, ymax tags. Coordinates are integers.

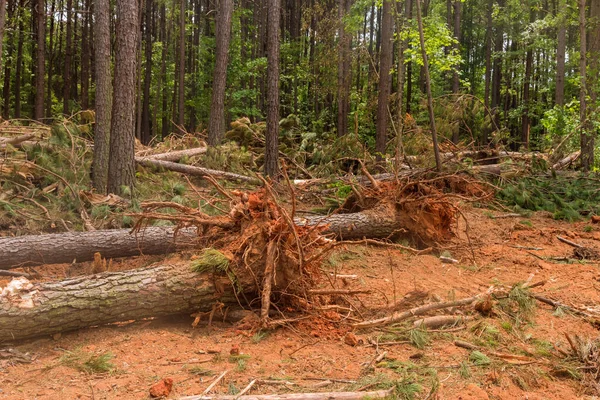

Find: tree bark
<box><xmin>265</xmin><ymin>0</ymin><xmax>281</xmax><ymax>178</ymax></box>
<box><xmin>0</xmin><ymin>227</ymin><xmax>198</xmax><ymax>269</ymax></box>
<box><xmin>207</xmin><ymin>0</ymin><xmax>234</xmax><ymax>146</ymax></box>
<box><xmin>375</xmin><ymin>0</ymin><xmax>393</xmax><ymax>158</ymax></box>
<box><xmin>34</xmin><ymin>0</ymin><xmax>45</xmax><ymax>121</ymax></box>
<box><xmin>141</xmin><ymin>0</ymin><xmax>154</xmax><ymax>145</ymax></box>
<box><xmin>108</xmin><ymin>0</ymin><xmax>139</xmax><ymax>194</ymax></box>
<box><xmin>63</xmin><ymin>0</ymin><xmax>72</xmax><ymax>115</ymax></box>
<box><xmin>555</xmin><ymin>0</ymin><xmax>566</xmax><ymax>106</ymax></box>
<box><xmin>0</xmin><ymin>264</ymin><xmax>237</xmax><ymax>341</ymax></box>
<box><xmin>80</xmin><ymin>0</ymin><xmax>91</xmax><ymax>110</ymax></box>
<box><xmin>140</xmin><ymin>146</ymin><xmax>207</xmax><ymax>161</ymax></box>
<box><xmin>336</xmin><ymin>0</ymin><xmax>351</xmax><ymax>137</ymax></box>
<box><xmin>177</xmin><ymin>0</ymin><xmax>185</xmax><ymax>133</ymax></box>
<box><xmin>0</xmin><ymin>204</ymin><xmax>420</xmax><ymax>270</ymax></box>
<box><xmin>579</xmin><ymin>0</ymin><xmax>593</xmax><ymax>171</ymax></box>
<box><xmin>0</xmin><ymin>0</ymin><xmax>7</xmax><ymax>94</ymax></box>
<box><xmin>92</xmin><ymin>0</ymin><xmax>113</xmax><ymax>194</ymax></box>
<box><xmin>135</xmin><ymin>157</ymin><xmax>261</xmax><ymax>183</ymax></box>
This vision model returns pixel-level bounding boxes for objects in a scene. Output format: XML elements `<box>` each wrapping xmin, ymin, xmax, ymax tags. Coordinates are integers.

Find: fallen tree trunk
<box><xmin>179</xmin><ymin>389</ymin><xmax>394</xmax><ymax>400</ymax></box>
<box><xmin>0</xmin><ymin>227</ymin><xmax>198</xmax><ymax>269</ymax></box>
<box><xmin>136</xmin><ymin>157</ymin><xmax>260</xmax><ymax>184</ymax></box>
<box><xmin>0</xmin><ymin>264</ymin><xmax>237</xmax><ymax>341</ymax></box>
<box><xmin>138</xmin><ymin>146</ymin><xmax>207</xmax><ymax>162</ymax></box>
<box><xmin>0</xmin><ymin>206</ymin><xmax>406</xmax><ymax>269</ymax></box>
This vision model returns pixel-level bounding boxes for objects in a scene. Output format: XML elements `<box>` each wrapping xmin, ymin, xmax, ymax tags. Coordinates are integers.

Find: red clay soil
<box><xmin>2</xmin><ymin>206</ymin><xmax>600</xmax><ymax>399</ymax></box>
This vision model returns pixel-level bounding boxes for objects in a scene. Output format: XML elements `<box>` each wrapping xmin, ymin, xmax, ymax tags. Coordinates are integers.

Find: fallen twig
<box><xmin>557</xmin><ymin>236</ymin><xmax>583</xmax><ymax>248</ymax></box>
<box><xmin>202</xmin><ymin>370</ymin><xmax>229</xmax><ymax>395</ymax></box>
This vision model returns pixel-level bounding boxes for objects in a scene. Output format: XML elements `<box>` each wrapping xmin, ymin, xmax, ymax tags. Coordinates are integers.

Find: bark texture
<box><xmin>0</xmin><ymin>264</ymin><xmax>236</xmax><ymax>341</ymax></box>
<box><xmin>375</xmin><ymin>0</ymin><xmax>393</xmax><ymax>157</ymax></box>
<box><xmin>0</xmin><ymin>206</ymin><xmax>411</xmax><ymax>269</ymax></box>
<box><xmin>207</xmin><ymin>0</ymin><xmax>234</xmax><ymax>146</ymax></box>
<box><xmin>34</xmin><ymin>0</ymin><xmax>45</xmax><ymax>121</ymax></box>
<box><xmin>0</xmin><ymin>227</ymin><xmax>198</xmax><ymax>269</ymax></box>
<box><xmin>92</xmin><ymin>0</ymin><xmax>113</xmax><ymax>193</ymax></box>
<box><xmin>265</xmin><ymin>0</ymin><xmax>280</xmax><ymax>178</ymax></box>
<box><xmin>108</xmin><ymin>0</ymin><xmax>139</xmax><ymax>194</ymax></box>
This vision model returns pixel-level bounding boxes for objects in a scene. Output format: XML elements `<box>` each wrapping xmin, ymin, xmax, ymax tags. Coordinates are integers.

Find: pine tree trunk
<box><xmin>92</xmin><ymin>0</ymin><xmax>113</xmax><ymax>193</ymax></box>
<box><xmin>207</xmin><ymin>0</ymin><xmax>234</xmax><ymax>146</ymax></box>
<box><xmin>555</xmin><ymin>0</ymin><xmax>566</xmax><ymax>106</ymax></box>
<box><xmin>265</xmin><ymin>0</ymin><xmax>280</xmax><ymax>178</ymax></box>
<box><xmin>336</xmin><ymin>0</ymin><xmax>351</xmax><ymax>137</ymax></box>
<box><xmin>63</xmin><ymin>0</ymin><xmax>72</xmax><ymax>115</ymax></box>
<box><xmin>2</xmin><ymin>0</ymin><xmax>13</xmax><ymax>119</ymax></box>
<box><xmin>375</xmin><ymin>0</ymin><xmax>393</xmax><ymax>158</ymax></box>
<box><xmin>14</xmin><ymin>0</ymin><xmax>23</xmax><ymax>119</ymax></box>
<box><xmin>141</xmin><ymin>0</ymin><xmax>153</xmax><ymax>145</ymax></box>
<box><xmin>34</xmin><ymin>0</ymin><xmax>45</xmax><ymax>121</ymax></box>
<box><xmin>0</xmin><ymin>0</ymin><xmax>7</xmax><ymax>80</ymax></box>
<box><xmin>579</xmin><ymin>0</ymin><xmax>593</xmax><ymax>171</ymax></box>
<box><xmin>0</xmin><ymin>264</ymin><xmax>237</xmax><ymax>341</ymax></box>
<box><xmin>177</xmin><ymin>0</ymin><xmax>185</xmax><ymax>133</ymax></box>
<box><xmin>80</xmin><ymin>0</ymin><xmax>90</xmax><ymax>110</ymax></box>
<box><xmin>107</xmin><ymin>0</ymin><xmax>138</xmax><ymax>194</ymax></box>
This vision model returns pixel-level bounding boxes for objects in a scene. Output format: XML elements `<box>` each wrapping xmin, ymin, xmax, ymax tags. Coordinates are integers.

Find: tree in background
<box><xmin>208</xmin><ymin>0</ymin><xmax>234</xmax><ymax>146</ymax></box>
<box><xmin>107</xmin><ymin>0</ymin><xmax>138</xmax><ymax>194</ymax></box>
<box><xmin>265</xmin><ymin>0</ymin><xmax>280</xmax><ymax>178</ymax></box>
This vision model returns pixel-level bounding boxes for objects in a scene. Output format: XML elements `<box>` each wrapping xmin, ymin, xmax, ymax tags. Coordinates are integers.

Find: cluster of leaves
<box><xmin>497</xmin><ymin>174</ymin><xmax>600</xmax><ymax>221</ymax></box>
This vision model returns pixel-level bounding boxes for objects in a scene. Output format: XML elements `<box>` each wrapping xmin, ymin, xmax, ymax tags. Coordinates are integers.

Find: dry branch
<box><xmin>136</xmin><ymin>157</ymin><xmax>260</xmax><ymax>184</ymax></box>
<box><xmin>141</xmin><ymin>146</ymin><xmax>208</xmax><ymax>162</ymax></box>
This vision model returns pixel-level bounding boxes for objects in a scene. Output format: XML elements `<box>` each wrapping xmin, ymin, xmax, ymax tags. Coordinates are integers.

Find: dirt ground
<box><xmin>2</xmin><ymin>205</ymin><xmax>600</xmax><ymax>399</ymax></box>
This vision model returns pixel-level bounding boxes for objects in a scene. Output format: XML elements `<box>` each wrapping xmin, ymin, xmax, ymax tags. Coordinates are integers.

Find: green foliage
<box><xmin>468</xmin><ymin>351</ymin><xmax>491</xmax><ymax>366</ymax></box>
<box><xmin>190</xmin><ymin>249</ymin><xmax>230</xmax><ymax>273</ymax></box>
<box><xmin>60</xmin><ymin>349</ymin><xmax>115</xmax><ymax>374</ymax></box>
<box><xmin>409</xmin><ymin>329</ymin><xmax>430</xmax><ymax>350</ymax></box>
<box><xmin>498</xmin><ymin>175</ymin><xmax>600</xmax><ymax>221</ymax></box>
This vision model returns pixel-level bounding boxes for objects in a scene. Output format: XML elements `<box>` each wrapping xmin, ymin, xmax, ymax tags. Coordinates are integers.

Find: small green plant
<box><xmin>584</xmin><ymin>225</ymin><xmax>593</xmax><ymax>233</ymax></box>
<box><xmin>252</xmin><ymin>330</ymin><xmax>269</xmax><ymax>343</ymax></box>
<box><xmin>469</xmin><ymin>351</ymin><xmax>491</xmax><ymax>366</ymax></box>
<box><xmin>60</xmin><ymin>348</ymin><xmax>115</xmax><ymax>374</ymax></box>
<box><xmin>188</xmin><ymin>366</ymin><xmax>214</xmax><ymax>376</ymax></box>
<box><xmin>409</xmin><ymin>329</ymin><xmax>429</xmax><ymax>350</ymax></box>
<box><xmin>519</xmin><ymin>220</ymin><xmax>533</xmax><ymax>227</ymax></box>
<box><xmin>394</xmin><ymin>378</ymin><xmax>422</xmax><ymax>400</ymax></box>
<box><xmin>459</xmin><ymin>361</ymin><xmax>471</xmax><ymax>378</ymax></box>
<box><xmin>229</xmin><ymin>354</ymin><xmax>251</xmax><ymax>363</ymax></box>
<box><xmin>236</xmin><ymin>359</ymin><xmax>247</xmax><ymax>372</ymax></box>
<box><xmin>227</xmin><ymin>382</ymin><xmax>240</xmax><ymax>395</ymax></box>
<box><xmin>191</xmin><ymin>249</ymin><xmax>230</xmax><ymax>273</ymax></box>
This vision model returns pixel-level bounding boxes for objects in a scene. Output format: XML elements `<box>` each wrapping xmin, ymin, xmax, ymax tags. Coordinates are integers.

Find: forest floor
<box><xmin>2</xmin><ymin>204</ymin><xmax>600</xmax><ymax>399</ymax></box>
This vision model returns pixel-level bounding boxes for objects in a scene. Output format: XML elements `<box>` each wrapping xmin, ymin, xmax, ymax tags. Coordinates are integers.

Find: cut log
<box><xmin>0</xmin><ymin>264</ymin><xmax>237</xmax><ymax>341</ymax></box>
<box><xmin>136</xmin><ymin>157</ymin><xmax>260</xmax><ymax>184</ymax></box>
<box><xmin>139</xmin><ymin>146</ymin><xmax>207</xmax><ymax>162</ymax></box>
<box><xmin>0</xmin><ymin>133</ymin><xmax>36</xmax><ymax>149</ymax></box>
<box><xmin>0</xmin><ymin>205</ymin><xmax>411</xmax><ymax>269</ymax></box>
<box><xmin>0</xmin><ymin>227</ymin><xmax>198</xmax><ymax>269</ymax></box>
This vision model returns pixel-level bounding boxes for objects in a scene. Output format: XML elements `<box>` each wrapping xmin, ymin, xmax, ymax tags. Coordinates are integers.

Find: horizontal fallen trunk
<box><xmin>0</xmin><ymin>227</ymin><xmax>198</xmax><ymax>269</ymax></box>
<box><xmin>1</xmin><ymin>206</ymin><xmax>406</xmax><ymax>269</ymax></box>
<box><xmin>179</xmin><ymin>389</ymin><xmax>394</xmax><ymax>400</ymax></box>
<box><xmin>139</xmin><ymin>146</ymin><xmax>207</xmax><ymax>162</ymax></box>
<box><xmin>136</xmin><ymin>157</ymin><xmax>260</xmax><ymax>184</ymax></box>
<box><xmin>0</xmin><ymin>133</ymin><xmax>36</xmax><ymax>148</ymax></box>
<box><xmin>0</xmin><ymin>264</ymin><xmax>237</xmax><ymax>341</ymax></box>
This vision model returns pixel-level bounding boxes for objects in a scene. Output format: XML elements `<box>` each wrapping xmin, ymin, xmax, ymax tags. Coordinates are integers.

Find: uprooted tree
<box><xmin>0</xmin><ymin>173</ymin><xmax>491</xmax><ymax>341</ymax></box>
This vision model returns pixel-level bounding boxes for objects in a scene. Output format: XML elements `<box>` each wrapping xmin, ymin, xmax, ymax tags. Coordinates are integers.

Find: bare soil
<box><xmin>2</xmin><ymin>205</ymin><xmax>600</xmax><ymax>399</ymax></box>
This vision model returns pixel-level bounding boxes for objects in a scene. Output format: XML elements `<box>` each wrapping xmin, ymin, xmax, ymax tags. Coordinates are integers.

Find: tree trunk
<box><xmin>0</xmin><ymin>227</ymin><xmax>198</xmax><ymax>269</ymax></box>
<box><xmin>405</xmin><ymin>0</ymin><xmax>412</xmax><ymax>114</ymax></box>
<box><xmin>160</xmin><ymin>3</ymin><xmax>169</xmax><ymax>138</ymax></box>
<box><xmin>92</xmin><ymin>0</ymin><xmax>113</xmax><ymax>194</ymax></box>
<box><xmin>14</xmin><ymin>0</ymin><xmax>23</xmax><ymax>119</ymax></box>
<box><xmin>491</xmin><ymin>0</ymin><xmax>504</xmax><ymax>131</ymax></box>
<box><xmin>375</xmin><ymin>0</ymin><xmax>393</xmax><ymax>158</ymax></box>
<box><xmin>0</xmin><ymin>0</ymin><xmax>7</xmax><ymax>87</ymax></box>
<box><xmin>451</xmin><ymin>0</ymin><xmax>461</xmax><ymax>95</ymax></box>
<box><xmin>0</xmin><ymin>264</ymin><xmax>237</xmax><ymax>341</ymax></box>
<box><xmin>0</xmin><ymin>204</ymin><xmax>421</xmax><ymax>270</ymax></box>
<box><xmin>265</xmin><ymin>0</ymin><xmax>280</xmax><ymax>178</ymax></box>
<box><xmin>416</xmin><ymin>0</ymin><xmax>441</xmax><ymax>171</ymax></box>
<box><xmin>63</xmin><ymin>0</ymin><xmax>72</xmax><ymax>115</ymax></box>
<box><xmin>141</xmin><ymin>0</ymin><xmax>153</xmax><ymax>145</ymax></box>
<box><xmin>207</xmin><ymin>0</ymin><xmax>234</xmax><ymax>146</ymax></box>
<box><xmin>177</xmin><ymin>0</ymin><xmax>185</xmax><ymax>133</ymax></box>
<box><xmin>135</xmin><ymin>157</ymin><xmax>261</xmax><ymax>183</ymax></box>
<box><xmin>107</xmin><ymin>0</ymin><xmax>139</xmax><ymax>194</ymax></box>
<box><xmin>555</xmin><ymin>0</ymin><xmax>566</xmax><ymax>106</ymax></box>
<box><xmin>336</xmin><ymin>0</ymin><xmax>351</xmax><ymax>137</ymax></box>
<box><xmin>34</xmin><ymin>0</ymin><xmax>45</xmax><ymax>121</ymax></box>
<box><xmin>80</xmin><ymin>0</ymin><xmax>90</xmax><ymax>110</ymax></box>
<box><xmin>579</xmin><ymin>0</ymin><xmax>593</xmax><ymax>171</ymax></box>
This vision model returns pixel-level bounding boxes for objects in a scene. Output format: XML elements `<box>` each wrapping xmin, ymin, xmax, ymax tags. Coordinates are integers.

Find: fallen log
<box><xmin>140</xmin><ymin>146</ymin><xmax>207</xmax><ymax>162</ymax></box>
<box><xmin>0</xmin><ymin>264</ymin><xmax>237</xmax><ymax>341</ymax></box>
<box><xmin>0</xmin><ymin>133</ymin><xmax>36</xmax><ymax>149</ymax></box>
<box><xmin>0</xmin><ymin>227</ymin><xmax>198</xmax><ymax>269</ymax></box>
<box><xmin>136</xmin><ymin>157</ymin><xmax>260</xmax><ymax>184</ymax></box>
<box><xmin>0</xmin><ymin>205</ymin><xmax>413</xmax><ymax>269</ymax></box>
